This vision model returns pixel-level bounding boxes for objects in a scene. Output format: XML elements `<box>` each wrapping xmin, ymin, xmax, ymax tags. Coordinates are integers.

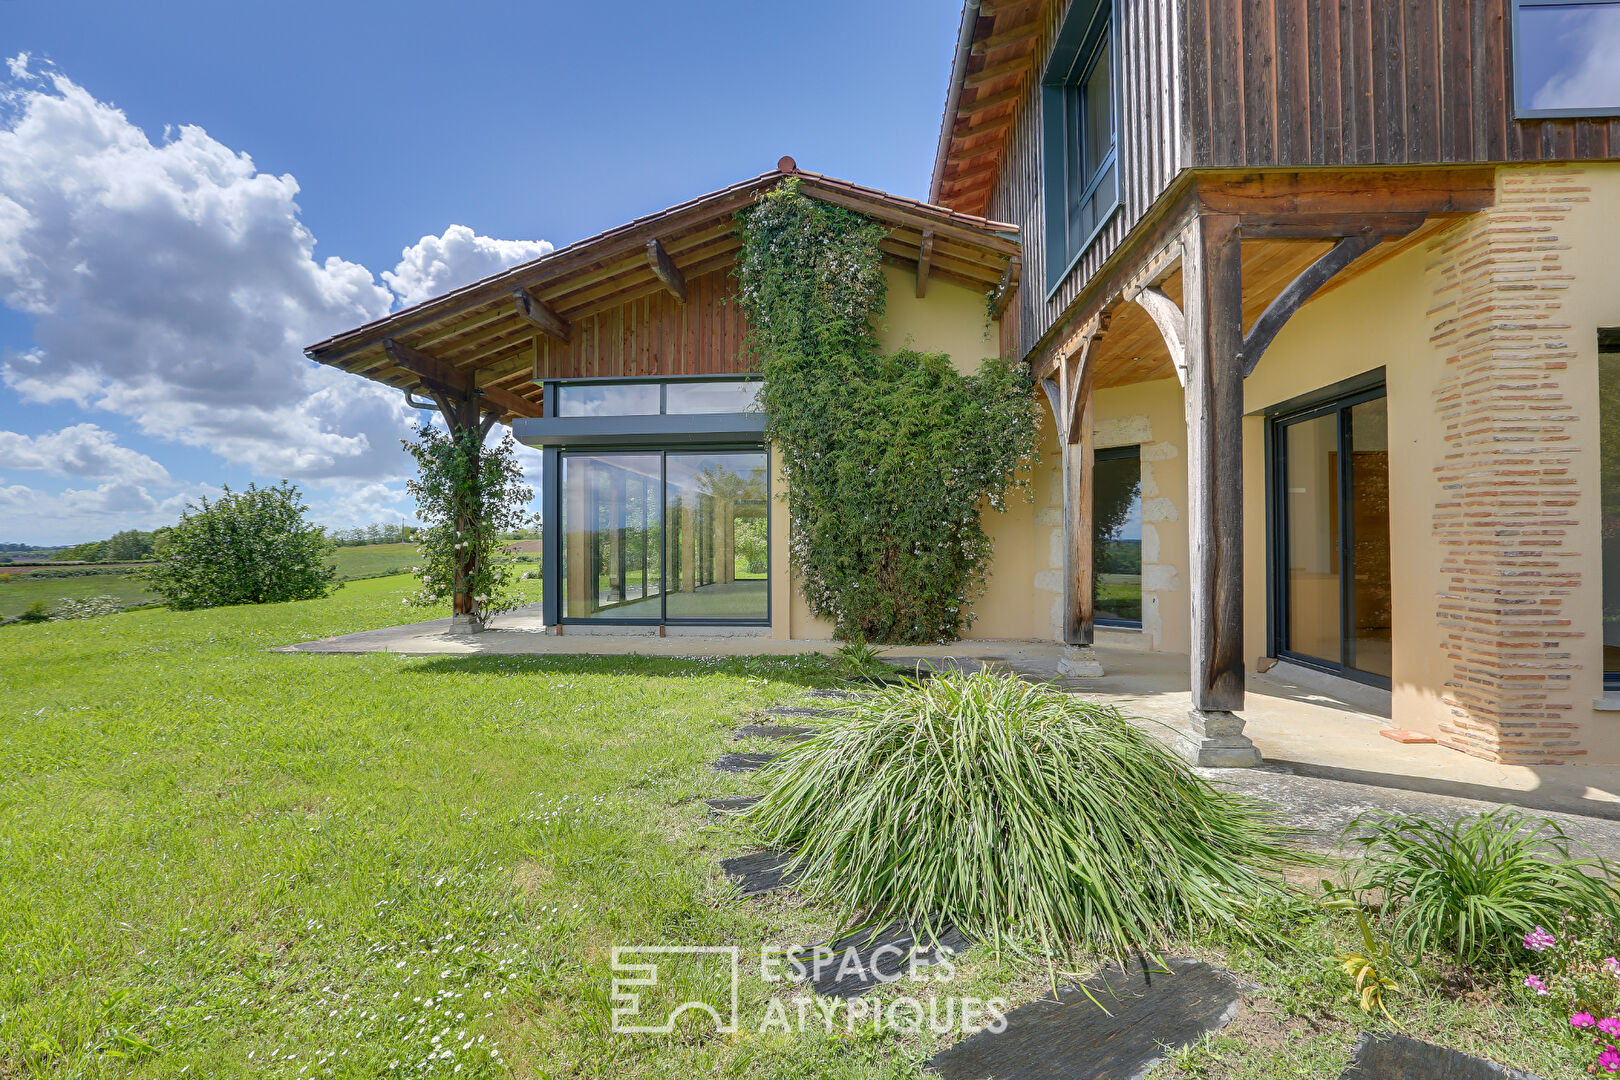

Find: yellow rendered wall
<box><xmin>770</xmin><ymin>266</ymin><xmax>1052</xmax><ymax>641</ymax></box>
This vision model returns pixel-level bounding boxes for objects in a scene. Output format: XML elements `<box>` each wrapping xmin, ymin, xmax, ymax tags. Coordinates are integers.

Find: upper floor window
<box><xmin>1513</xmin><ymin>0</ymin><xmax>1620</xmax><ymax>117</ymax></box>
<box><xmin>1041</xmin><ymin>0</ymin><xmax>1119</xmax><ymax>293</ymax></box>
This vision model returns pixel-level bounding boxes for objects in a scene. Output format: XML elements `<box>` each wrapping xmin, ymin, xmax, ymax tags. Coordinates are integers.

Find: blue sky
<box><xmin>0</xmin><ymin>0</ymin><xmax>961</xmax><ymax>544</ymax></box>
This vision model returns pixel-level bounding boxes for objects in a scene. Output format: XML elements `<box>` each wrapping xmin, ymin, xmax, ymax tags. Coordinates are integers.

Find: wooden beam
<box><xmin>953</xmin><ymin>111</ymin><xmax>1016</xmax><ymax>139</ymax></box>
<box><xmin>1129</xmin><ymin>287</ymin><xmax>1188</xmax><ymax>386</ymax></box>
<box><xmin>645</xmin><ymin>238</ymin><xmax>687</xmax><ymax>304</ymax></box>
<box><xmin>384</xmin><ymin>338</ymin><xmax>470</xmax><ymax>394</ymax></box>
<box><xmin>970</xmin><ymin>24</ymin><xmax>1040</xmax><ymax>54</ymax></box>
<box><xmin>992</xmin><ymin>256</ymin><xmax>1021</xmax><ymax>317</ymax></box>
<box><xmin>1241</xmin><ymin>233</ymin><xmax>1383</xmax><ymax>376</ymax></box>
<box><xmin>476</xmin><ymin>382</ymin><xmax>543</xmax><ymax>419</ymax></box>
<box><xmin>1182</xmin><ymin>213</ymin><xmax>1247</xmax><ymax>719</ymax></box>
<box><xmin>795</xmin><ymin>180</ymin><xmax>1020</xmax><ymax>253</ymax></box>
<box><xmin>962</xmin><ymin>53</ymin><xmax>1033</xmax><ymax>88</ymax></box>
<box><xmin>512</xmin><ymin>288</ymin><xmax>571</xmax><ymax>343</ymax></box>
<box><xmin>1039</xmin><ymin>333</ymin><xmax>1098</xmax><ymax>647</ymax></box>
<box><xmin>957</xmin><ymin>85</ymin><xmax>1026</xmax><ymax>115</ymax></box>
<box><xmin>915</xmin><ymin>230</ymin><xmax>935</xmax><ymax>299</ymax></box>
<box><xmin>1239</xmin><ymin>213</ymin><xmax>1428</xmax><ymax>240</ymax></box>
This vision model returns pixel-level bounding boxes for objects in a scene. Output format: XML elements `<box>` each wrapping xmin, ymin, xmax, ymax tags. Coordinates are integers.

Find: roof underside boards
<box><xmin>306</xmin><ymin>165</ymin><xmax>1019</xmax><ymax>420</ymax></box>
<box><xmin>930</xmin><ymin>0</ymin><xmax>1051</xmax><ymax>216</ymax></box>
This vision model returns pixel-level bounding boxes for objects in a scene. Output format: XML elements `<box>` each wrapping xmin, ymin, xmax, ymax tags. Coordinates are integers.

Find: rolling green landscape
<box><xmin>0</xmin><ymin>543</ymin><xmax>497</xmax><ymax>619</ymax></box>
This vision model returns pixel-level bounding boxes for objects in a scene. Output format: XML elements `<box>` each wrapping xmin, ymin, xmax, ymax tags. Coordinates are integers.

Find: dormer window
<box><xmin>1512</xmin><ymin>0</ymin><xmax>1620</xmax><ymax>117</ymax></box>
<box><xmin>1041</xmin><ymin>0</ymin><xmax>1119</xmax><ymax>293</ymax></box>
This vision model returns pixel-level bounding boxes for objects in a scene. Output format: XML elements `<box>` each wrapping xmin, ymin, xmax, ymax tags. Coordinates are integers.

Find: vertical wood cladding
<box><xmin>1183</xmin><ymin>0</ymin><xmax>1620</xmax><ymax>169</ymax></box>
<box><xmin>989</xmin><ymin>0</ymin><xmax>1186</xmax><ymax>359</ymax></box>
<box><xmin>983</xmin><ymin>0</ymin><xmax>1620</xmax><ymax>360</ymax></box>
<box><xmin>530</xmin><ymin>269</ymin><xmax>756</xmax><ymax>380</ymax></box>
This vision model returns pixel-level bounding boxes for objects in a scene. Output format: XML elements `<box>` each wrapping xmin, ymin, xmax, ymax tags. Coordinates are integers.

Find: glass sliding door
<box><xmin>1270</xmin><ymin>386</ymin><xmax>1392</xmax><ymax>685</ymax></box>
<box><xmin>559</xmin><ymin>453</ymin><xmax>663</xmax><ymax>620</ymax></box>
<box><xmin>665</xmin><ymin>451</ymin><xmax>769</xmax><ymax>621</ymax></box>
<box><xmin>557</xmin><ymin>447</ymin><xmax>769</xmax><ymax>625</ymax></box>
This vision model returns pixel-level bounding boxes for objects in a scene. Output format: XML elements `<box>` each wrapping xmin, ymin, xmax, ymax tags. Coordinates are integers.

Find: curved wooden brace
<box><xmin>1131</xmin><ymin>286</ymin><xmax>1188</xmax><ymax>386</ymax></box>
<box><xmin>1240</xmin><ymin>233</ymin><xmax>1381</xmax><ymax>376</ymax></box>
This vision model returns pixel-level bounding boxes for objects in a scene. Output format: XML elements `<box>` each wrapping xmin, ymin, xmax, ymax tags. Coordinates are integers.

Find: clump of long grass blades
<box><xmin>746</xmin><ymin>669</ymin><xmax>1307</xmax><ymax>967</ymax></box>
<box><xmin>1343</xmin><ymin>807</ymin><xmax>1620</xmax><ymax>971</ymax></box>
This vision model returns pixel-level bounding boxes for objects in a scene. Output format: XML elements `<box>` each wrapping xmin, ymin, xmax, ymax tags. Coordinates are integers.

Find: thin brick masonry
<box><xmin>1427</xmin><ymin>168</ymin><xmax>1589</xmax><ymax>764</ymax></box>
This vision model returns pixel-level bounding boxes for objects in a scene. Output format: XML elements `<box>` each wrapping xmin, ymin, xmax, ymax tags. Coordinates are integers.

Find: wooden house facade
<box><xmin>932</xmin><ymin>0</ymin><xmax>1620</xmax><ymax>765</ymax></box>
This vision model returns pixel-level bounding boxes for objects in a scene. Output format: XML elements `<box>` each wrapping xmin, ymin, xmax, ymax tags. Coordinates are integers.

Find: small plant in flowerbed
<box><xmin>1515</xmin><ymin>920</ymin><xmax>1620</xmax><ymax>1073</ymax></box>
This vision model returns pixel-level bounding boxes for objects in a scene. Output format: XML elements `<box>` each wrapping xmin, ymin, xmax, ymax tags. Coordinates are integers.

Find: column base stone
<box><xmin>1058</xmin><ymin>645</ymin><xmax>1104</xmax><ymax>677</ymax></box>
<box><xmin>448</xmin><ymin>614</ymin><xmax>486</xmax><ymax>635</ymax></box>
<box><xmin>1167</xmin><ymin>709</ymin><xmax>1262</xmax><ymax>768</ymax></box>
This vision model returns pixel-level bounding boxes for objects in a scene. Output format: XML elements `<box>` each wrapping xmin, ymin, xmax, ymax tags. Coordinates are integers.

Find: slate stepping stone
<box><xmin>928</xmin><ymin>959</ymin><xmax>1240</xmax><ymax>1080</ymax></box>
<box><xmin>1339</xmin><ymin>1033</ymin><xmax>1547</xmax><ymax>1079</ymax></box>
<box><xmin>734</xmin><ymin>723</ymin><xmax>814</xmax><ymax>743</ymax></box>
<box><xmin>712</xmin><ymin>752</ymin><xmax>776</xmax><ymax>772</ymax></box>
<box><xmin>705</xmin><ymin>795</ymin><xmax>761</xmax><ymax>813</ymax></box>
<box><xmin>804</xmin><ymin>688</ymin><xmax>869</xmax><ymax>701</ymax></box>
<box><xmin>805</xmin><ymin>920</ymin><xmax>973</xmax><ymax>1000</ymax></box>
<box><xmin>720</xmin><ymin>849</ymin><xmax>798</xmax><ymax>896</ymax></box>
<box><xmin>762</xmin><ymin>705</ymin><xmax>849</xmax><ymax>719</ymax></box>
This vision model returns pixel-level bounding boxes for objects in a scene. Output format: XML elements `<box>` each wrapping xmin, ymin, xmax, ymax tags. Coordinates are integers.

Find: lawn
<box><xmin>0</xmin><ymin>577</ymin><xmax>1595</xmax><ymax>1078</ymax></box>
<box><xmin>0</xmin><ymin>545</ymin><xmax>508</xmax><ymax>619</ymax></box>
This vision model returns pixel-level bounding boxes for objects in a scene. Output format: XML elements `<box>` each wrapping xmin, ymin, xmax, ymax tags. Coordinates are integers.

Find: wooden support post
<box><xmin>1039</xmin><ymin>333</ymin><xmax>1104</xmax><ymax>677</ymax></box>
<box><xmin>1178</xmin><ymin>213</ymin><xmax>1261</xmax><ymax>766</ymax></box>
<box><xmin>646</xmin><ymin>239</ymin><xmax>687</xmax><ymax>304</ymax></box>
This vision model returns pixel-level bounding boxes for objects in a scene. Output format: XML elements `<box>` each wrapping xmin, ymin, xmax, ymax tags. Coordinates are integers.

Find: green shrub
<box><xmin>748</xmin><ymin>669</ymin><xmax>1304</xmax><ymax>962</ymax></box>
<box><xmin>1344</xmin><ymin>807</ymin><xmax>1620</xmax><ymax>970</ymax></box>
<box><xmin>16</xmin><ymin>601</ymin><xmax>51</xmax><ymax>623</ymax></box>
<box><xmin>139</xmin><ymin>481</ymin><xmax>338</xmax><ymax>611</ymax></box>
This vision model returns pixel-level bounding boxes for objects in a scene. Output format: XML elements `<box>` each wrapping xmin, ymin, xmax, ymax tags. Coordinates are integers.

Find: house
<box><xmin>308</xmin><ymin>0</ymin><xmax>1620</xmax><ymax>767</ymax></box>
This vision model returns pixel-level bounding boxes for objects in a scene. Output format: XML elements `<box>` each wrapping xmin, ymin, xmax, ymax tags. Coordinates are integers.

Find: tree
<box><xmin>139</xmin><ymin>482</ymin><xmax>338</xmax><ymax>610</ymax></box>
<box><xmin>403</xmin><ymin>427</ymin><xmax>536</xmax><ymax>626</ymax></box>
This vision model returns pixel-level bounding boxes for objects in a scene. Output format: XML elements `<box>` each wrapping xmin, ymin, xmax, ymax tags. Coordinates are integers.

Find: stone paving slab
<box><xmin>806</xmin><ymin>920</ymin><xmax>973</xmax><ymax>1000</ymax></box>
<box><xmin>761</xmin><ymin>705</ymin><xmax>849</xmax><ymax>718</ymax></box>
<box><xmin>803</xmin><ymin>688</ymin><xmax>872</xmax><ymax>701</ymax></box>
<box><xmin>712</xmin><ymin>752</ymin><xmax>776</xmax><ymax>773</ymax></box>
<box><xmin>719</xmin><ymin>849</ymin><xmax>798</xmax><ymax>896</ymax></box>
<box><xmin>734</xmin><ymin>723</ymin><xmax>814</xmax><ymax>743</ymax></box>
<box><xmin>928</xmin><ymin>960</ymin><xmax>1240</xmax><ymax>1080</ymax></box>
<box><xmin>705</xmin><ymin>795</ymin><xmax>761</xmax><ymax>813</ymax></box>
<box><xmin>1339</xmin><ymin>1033</ymin><xmax>1546</xmax><ymax>1079</ymax></box>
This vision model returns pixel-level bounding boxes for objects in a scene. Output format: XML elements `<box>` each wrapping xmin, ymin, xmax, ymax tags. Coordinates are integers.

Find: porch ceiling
<box><xmin>305</xmin><ymin>162</ymin><xmax>1019</xmax><ymax>421</ymax></box>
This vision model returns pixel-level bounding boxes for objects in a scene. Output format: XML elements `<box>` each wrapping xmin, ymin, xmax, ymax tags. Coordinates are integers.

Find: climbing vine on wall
<box><xmin>734</xmin><ymin>180</ymin><xmax>1039</xmax><ymax>644</ymax></box>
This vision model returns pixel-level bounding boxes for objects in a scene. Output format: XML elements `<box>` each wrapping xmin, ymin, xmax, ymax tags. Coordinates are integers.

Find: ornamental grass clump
<box><xmin>747</xmin><ymin>669</ymin><xmax>1305</xmax><ymax>961</ymax></box>
<box><xmin>1344</xmin><ymin>807</ymin><xmax>1620</xmax><ymax>971</ymax></box>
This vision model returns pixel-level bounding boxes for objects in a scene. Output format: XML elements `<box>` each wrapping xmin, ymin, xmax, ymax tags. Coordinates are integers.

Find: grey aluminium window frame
<box><xmin>1510</xmin><ymin>0</ymin><xmax>1620</xmax><ymax>119</ymax></box>
<box><xmin>512</xmin><ymin>374</ymin><xmax>769</xmax><ymax>628</ymax></box>
<box><xmin>1041</xmin><ymin>0</ymin><xmax>1121</xmax><ymax>297</ymax></box>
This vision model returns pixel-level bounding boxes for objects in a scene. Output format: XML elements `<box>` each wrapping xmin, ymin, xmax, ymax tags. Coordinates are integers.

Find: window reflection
<box><xmin>1093</xmin><ymin>446</ymin><xmax>1142</xmax><ymax>625</ymax></box>
<box><xmin>1516</xmin><ymin>3</ymin><xmax>1620</xmax><ymax>114</ymax></box>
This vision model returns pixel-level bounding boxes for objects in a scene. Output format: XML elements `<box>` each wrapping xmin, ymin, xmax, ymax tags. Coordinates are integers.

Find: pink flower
<box><xmin>1606</xmin><ymin>957</ymin><xmax>1620</xmax><ymax>978</ymax></box>
<box><xmin>1523</xmin><ymin>926</ymin><xmax>1556</xmax><ymax>952</ymax></box>
<box><xmin>1600</xmin><ymin>1018</ymin><xmax>1620</xmax><ymax>1038</ymax></box>
<box><xmin>1574</xmin><ymin>1013</ymin><xmax>1598</xmax><ymax>1028</ymax></box>
<box><xmin>1600</xmin><ymin>1046</ymin><xmax>1620</xmax><ymax>1073</ymax></box>
<box><xmin>1525</xmin><ymin>974</ymin><xmax>1550</xmax><ymax>995</ymax></box>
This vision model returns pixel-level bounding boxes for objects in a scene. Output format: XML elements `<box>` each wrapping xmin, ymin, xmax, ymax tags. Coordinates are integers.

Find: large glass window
<box><xmin>558</xmin><ymin>448</ymin><xmax>768</xmax><ymax>623</ymax></box>
<box><xmin>1600</xmin><ymin>338</ymin><xmax>1620</xmax><ymax>685</ymax></box>
<box><xmin>556</xmin><ymin>383</ymin><xmax>660</xmax><ymax>417</ymax></box>
<box><xmin>1093</xmin><ymin>446</ymin><xmax>1142</xmax><ymax>626</ymax></box>
<box><xmin>1270</xmin><ymin>387</ymin><xmax>1392</xmax><ymax>685</ymax></box>
<box><xmin>553</xmin><ymin>378</ymin><xmax>759</xmax><ymax>418</ymax></box>
<box><xmin>1513</xmin><ymin>0</ymin><xmax>1620</xmax><ymax>116</ymax></box>
<box><xmin>1041</xmin><ymin>0</ymin><xmax>1118</xmax><ymax>290</ymax></box>
<box><xmin>559</xmin><ymin>453</ymin><xmax>663</xmax><ymax>619</ymax></box>
<box><xmin>665</xmin><ymin>380</ymin><xmax>760</xmax><ymax>414</ymax></box>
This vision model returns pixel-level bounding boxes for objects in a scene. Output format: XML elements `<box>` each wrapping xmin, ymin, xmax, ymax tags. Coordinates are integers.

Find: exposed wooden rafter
<box><xmin>645</xmin><ymin>238</ymin><xmax>687</xmax><ymax>304</ymax></box>
<box><xmin>512</xmin><ymin>288</ymin><xmax>571</xmax><ymax>343</ymax></box>
<box><xmin>962</xmin><ymin>53</ymin><xmax>1033</xmax><ymax>89</ymax></box>
<box><xmin>970</xmin><ymin>24</ymin><xmax>1040</xmax><ymax>55</ymax></box>
<box><xmin>915</xmin><ymin>230</ymin><xmax>935</xmax><ymax>299</ymax></box>
<box><xmin>382</xmin><ymin>338</ymin><xmax>541</xmax><ymax>419</ymax></box>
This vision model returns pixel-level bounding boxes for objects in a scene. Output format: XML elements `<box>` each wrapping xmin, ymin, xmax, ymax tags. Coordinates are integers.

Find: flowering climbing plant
<box><xmin>733</xmin><ymin>179</ymin><xmax>1039</xmax><ymax>643</ymax></box>
<box><xmin>402</xmin><ymin>425</ymin><xmax>536</xmax><ymax>622</ymax></box>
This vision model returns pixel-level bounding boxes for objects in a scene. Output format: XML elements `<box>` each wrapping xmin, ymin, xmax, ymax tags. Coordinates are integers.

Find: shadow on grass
<box><xmin>399</xmin><ymin>651</ymin><xmax>847</xmax><ymax>689</ymax></box>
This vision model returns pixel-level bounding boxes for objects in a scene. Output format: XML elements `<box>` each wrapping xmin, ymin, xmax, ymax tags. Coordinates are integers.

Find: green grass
<box><xmin>0</xmin><ymin>576</ymin><xmax>1597</xmax><ymax>1078</ymax></box>
<box><xmin>0</xmin><ymin>545</ymin><xmax>495</xmax><ymax>619</ymax></box>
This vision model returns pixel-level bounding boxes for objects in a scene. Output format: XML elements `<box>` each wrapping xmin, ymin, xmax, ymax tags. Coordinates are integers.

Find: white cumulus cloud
<box><xmin>0</xmin><ymin>423</ymin><xmax>170</xmax><ymax>485</ymax></box>
<box><xmin>383</xmin><ymin>225</ymin><xmax>553</xmax><ymax>307</ymax></box>
<box><xmin>0</xmin><ymin>55</ymin><xmax>554</xmax><ymax>531</ymax></box>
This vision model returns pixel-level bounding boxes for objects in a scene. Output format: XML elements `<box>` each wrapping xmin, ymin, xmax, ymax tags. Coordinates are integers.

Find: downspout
<box><xmin>927</xmin><ymin>0</ymin><xmax>981</xmax><ymax>206</ymax></box>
